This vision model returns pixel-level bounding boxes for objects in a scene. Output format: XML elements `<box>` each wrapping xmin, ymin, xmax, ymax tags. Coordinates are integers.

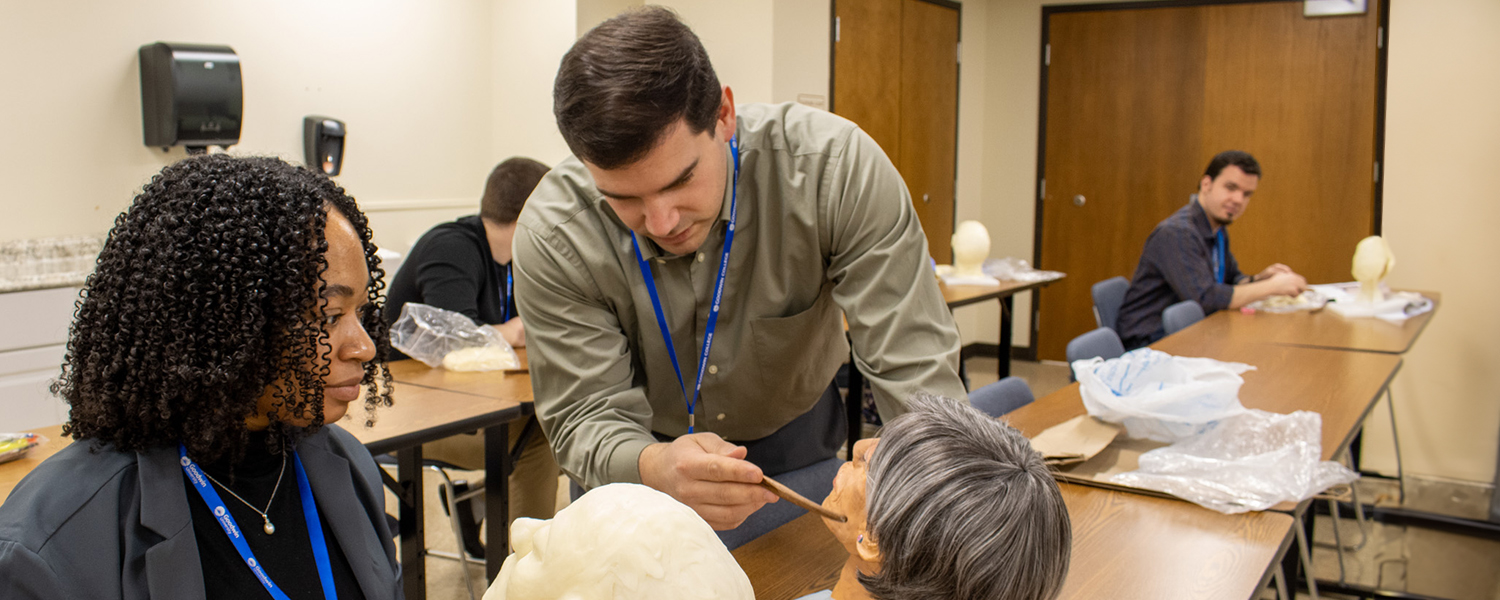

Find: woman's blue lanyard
<box><xmin>179</xmin><ymin>444</ymin><xmax>338</xmax><ymax>600</ymax></box>
<box><xmin>1215</xmin><ymin>230</ymin><xmax>1227</xmax><ymax>284</ymax></box>
<box><xmin>631</xmin><ymin>135</ymin><xmax>740</xmax><ymax>433</ymax></box>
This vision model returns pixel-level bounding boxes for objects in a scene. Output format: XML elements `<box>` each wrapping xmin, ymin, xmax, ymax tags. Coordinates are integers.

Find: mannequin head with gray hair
<box><xmin>820</xmin><ymin>394</ymin><xmax>1072</xmax><ymax>600</ymax></box>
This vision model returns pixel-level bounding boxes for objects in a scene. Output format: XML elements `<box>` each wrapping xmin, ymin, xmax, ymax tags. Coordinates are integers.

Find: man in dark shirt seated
<box><xmin>1116</xmin><ymin>151</ymin><xmax>1308</xmax><ymax>349</ymax></box>
<box><xmin>382</xmin><ymin>156</ymin><xmax>559</xmax><ymax>553</ymax></box>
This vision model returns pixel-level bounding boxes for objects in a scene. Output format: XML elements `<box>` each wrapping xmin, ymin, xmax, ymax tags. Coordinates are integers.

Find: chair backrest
<box><xmin>969</xmin><ymin>376</ymin><xmax>1035</xmax><ymax>418</ymax></box>
<box><xmin>1091</xmin><ymin>276</ymin><xmax>1130</xmax><ymax>330</ymax></box>
<box><xmin>1066</xmin><ymin>327</ymin><xmax>1126</xmax><ymax>364</ymax></box>
<box><xmin>1162</xmin><ymin>299</ymin><xmax>1206</xmax><ymax>336</ymax></box>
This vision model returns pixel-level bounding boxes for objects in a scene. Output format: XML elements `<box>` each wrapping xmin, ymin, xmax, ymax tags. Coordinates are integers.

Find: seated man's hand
<box><xmin>638</xmin><ymin>433</ymin><xmax>779</xmax><ymax>530</ymax></box>
<box><xmin>1261</xmin><ymin>271</ymin><xmax>1308</xmax><ymax>297</ymax></box>
<box><xmin>493</xmin><ymin>317</ymin><xmax>526</xmax><ymax>348</ymax></box>
<box><xmin>1256</xmin><ymin>263</ymin><xmax>1296</xmax><ymax>281</ymax></box>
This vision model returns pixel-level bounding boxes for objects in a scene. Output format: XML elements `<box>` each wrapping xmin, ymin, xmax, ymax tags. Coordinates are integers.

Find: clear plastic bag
<box><xmin>1107</xmin><ymin>409</ymin><xmax>1359</xmax><ymax>514</ymax></box>
<box><xmin>389</xmin><ymin>303</ymin><xmax>519</xmax><ymax>371</ymax></box>
<box><xmin>1073</xmin><ymin>348</ymin><xmax>1254</xmax><ymax>442</ymax></box>
<box><xmin>981</xmin><ymin>257</ymin><xmax>1065</xmax><ymax>283</ymax></box>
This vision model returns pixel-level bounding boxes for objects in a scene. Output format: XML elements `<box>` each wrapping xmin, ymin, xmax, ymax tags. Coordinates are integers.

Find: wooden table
<box><xmin>735</xmin><ymin>484</ymin><xmax>1295</xmax><ymax>600</ymax></box>
<box><xmin>365</xmin><ymin>356</ymin><xmax>533</xmax><ymax>600</ymax></box>
<box><xmin>1187</xmin><ymin>291</ymin><xmax>1439</xmax><ymax>354</ymax></box>
<box><xmin>940</xmin><ymin>275</ymin><xmax>1066</xmax><ymax>379</ymax></box>
<box><xmin>0</xmin><ymin>423</ymin><xmax>67</xmax><ymax>501</ymax></box>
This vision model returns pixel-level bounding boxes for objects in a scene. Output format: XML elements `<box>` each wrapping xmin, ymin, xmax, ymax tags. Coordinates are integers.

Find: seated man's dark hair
<box><xmin>553</xmin><ymin>6</ymin><xmax>723</xmax><ymax>170</ymax></box>
<box><xmin>1204</xmin><ymin>150</ymin><xmax>1262</xmax><ymax>180</ymax></box>
<box><xmin>480</xmin><ymin>157</ymin><xmax>550</xmax><ymax>224</ymax></box>
<box><xmin>53</xmin><ymin>154</ymin><xmax>393</xmax><ymax>464</ymax></box>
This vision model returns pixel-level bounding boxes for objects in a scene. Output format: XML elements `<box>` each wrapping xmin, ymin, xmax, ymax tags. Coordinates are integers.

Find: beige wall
<box><xmin>1356</xmin><ymin>0</ymin><xmax>1500</xmax><ymax>482</ymax></box>
<box><xmin>0</xmin><ymin>0</ymin><xmax>575</xmax><ymax>255</ymax></box>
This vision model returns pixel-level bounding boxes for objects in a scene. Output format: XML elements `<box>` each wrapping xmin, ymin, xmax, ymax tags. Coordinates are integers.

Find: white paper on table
<box><xmin>1312</xmin><ymin>282</ymin><xmax>1431</xmax><ymax>323</ymax></box>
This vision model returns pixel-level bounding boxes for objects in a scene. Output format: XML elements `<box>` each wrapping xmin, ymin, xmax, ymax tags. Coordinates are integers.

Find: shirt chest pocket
<box><xmin>747</xmin><ymin>287</ymin><xmax>850</xmax><ymax>429</ymax></box>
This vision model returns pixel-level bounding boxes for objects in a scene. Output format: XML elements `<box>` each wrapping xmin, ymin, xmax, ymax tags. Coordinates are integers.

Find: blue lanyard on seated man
<box><xmin>1215</xmin><ymin>229</ymin><xmax>1227</xmax><ymax>284</ymax></box>
<box><xmin>631</xmin><ymin>135</ymin><xmax>741</xmax><ymax>434</ymax></box>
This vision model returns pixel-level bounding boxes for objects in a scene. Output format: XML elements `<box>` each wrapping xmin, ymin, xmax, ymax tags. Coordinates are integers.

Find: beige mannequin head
<box><xmin>484</xmin><ymin>483</ymin><xmax>752</xmax><ymax>600</ymax></box>
<box><xmin>1351</xmin><ymin>236</ymin><xmax>1394</xmax><ymax>303</ymax></box>
<box><xmin>951</xmin><ymin>220</ymin><xmax>991</xmax><ymax>277</ymax></box>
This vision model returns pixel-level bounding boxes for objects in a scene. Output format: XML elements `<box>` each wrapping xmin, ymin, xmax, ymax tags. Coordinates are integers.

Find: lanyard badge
<box><xmin>632</xmin><ymin>135</ymin><xmax>741</xmax><ymax>433</ymax></box>
<box><xmin>180</xmin><ymin>445</ymin><xmax>339</xmax><ymax>600</ymax></box>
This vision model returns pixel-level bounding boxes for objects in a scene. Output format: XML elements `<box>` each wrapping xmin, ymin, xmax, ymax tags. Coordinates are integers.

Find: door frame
<box><xmin>1029</xmin><ymin>0</ymin><xmax>1391</xmax><ymax>358</ymax></box>
<box><xmin>829</xmin><ymin>0</ymin><xmax>963</xmax><ymax>263</ymax></box>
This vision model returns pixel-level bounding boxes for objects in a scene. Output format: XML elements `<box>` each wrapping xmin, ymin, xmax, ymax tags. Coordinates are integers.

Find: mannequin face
<box><xmin>950</xmin><ymin>221</ymin><xmax>991</xmax><ymax>273</ymax></box>
<box><xmin>823</xmin><ymin>438</ymin><xmax>878</xmax><ymax>556</ymax></box>
<box><xmin>487</xmin><ymin>483</ymin><xmax>753</xmax><ymax>600</ymax></box>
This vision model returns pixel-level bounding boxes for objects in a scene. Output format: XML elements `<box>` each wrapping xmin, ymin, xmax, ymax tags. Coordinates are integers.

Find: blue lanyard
<box><xmin>180</xmin><ymin>445</ymin><xmax>338</xmax><ymax>600</ymax></box>
<box><xmin>632</xmin><ymin>136</ymin><xmax>740</xmax><ymax>433</ymax></box>
<box><xmin>500</xmin><ymin>263</ymin><xmax>513</xmax><ymax>322</ymax></box>
<box><xmin>1215</xmin><ymin>230</ymin><xmax>1227</xmax><ymax>284</ymax></box>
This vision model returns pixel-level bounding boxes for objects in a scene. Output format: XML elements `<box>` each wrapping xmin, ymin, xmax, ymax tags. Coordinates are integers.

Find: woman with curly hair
<box><xmin>0</xmin><ymin>154</ymin><xmax>402</xmax><ymax>599</ymax></box>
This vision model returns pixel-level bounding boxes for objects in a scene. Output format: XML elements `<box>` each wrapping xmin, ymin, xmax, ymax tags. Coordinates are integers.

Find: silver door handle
<box><xmin>1073</xmin><ymin>194</ymin><xmax>1086</xmax><ymax>207</ymax></box>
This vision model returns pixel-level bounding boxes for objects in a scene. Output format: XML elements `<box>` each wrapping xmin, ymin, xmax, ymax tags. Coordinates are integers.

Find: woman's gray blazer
<box><xmin>0</xmin><ymin>425</ymin><xmax>403</xmax><ymax>599</ymax></box>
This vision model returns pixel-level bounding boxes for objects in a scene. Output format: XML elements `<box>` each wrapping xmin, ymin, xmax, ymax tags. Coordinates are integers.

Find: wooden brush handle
<box><xmin>759</xmin><ymin>475</ymin><xmax>848</xmax><ymax>523</ymax></box>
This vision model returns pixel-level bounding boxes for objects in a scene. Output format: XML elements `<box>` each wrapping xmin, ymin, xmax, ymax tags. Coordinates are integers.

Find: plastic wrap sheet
<box><xmin>981</xmin><ymin>257</ymin><xmax>1064</xmax><ymax>283</ymax></box>
<box><xmin>1107</xmin><ymin>409</ymin><xmax>1358</xmax><ymax>514</ymax></box>
<box><xmin>389</xmin><ymin>302</ymin><xmax>519</xmax><ymax>371</ymax></box>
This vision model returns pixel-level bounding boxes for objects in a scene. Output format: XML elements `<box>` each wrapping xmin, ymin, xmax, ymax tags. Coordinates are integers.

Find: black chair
<box><xmin>1091</xmin><ymin>276</ymin><xmax>1130</xmax><ymax>331</ymax></box>
<box><xmin>969</xmin><ymin>376</ymin><xmax>1035</xmax><ymax>418</ymax></box>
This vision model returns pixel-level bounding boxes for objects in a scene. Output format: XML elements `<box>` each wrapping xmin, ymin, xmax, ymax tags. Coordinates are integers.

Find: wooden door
<box><xmin>834</xmin><ymin>0</ymin><xmax>959</xmax><ymax>262</ymax></box>
<box><xmin>1036</xmin><ymin>1</ymin><xmax>1381</xmax><ymax>360</ymax></box>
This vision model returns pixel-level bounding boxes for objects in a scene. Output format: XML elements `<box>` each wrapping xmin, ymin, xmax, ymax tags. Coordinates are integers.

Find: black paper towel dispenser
<box><xmin>139</xmin><ymin>42</ymin><xmax>242</xmax><ymax>152</ymax></box>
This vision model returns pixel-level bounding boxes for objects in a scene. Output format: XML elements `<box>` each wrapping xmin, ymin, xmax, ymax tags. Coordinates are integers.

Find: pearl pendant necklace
<box><xmin>203</xmin><ymin>451</ymin><xmax>288</xmax><ymax>536</ymax></box>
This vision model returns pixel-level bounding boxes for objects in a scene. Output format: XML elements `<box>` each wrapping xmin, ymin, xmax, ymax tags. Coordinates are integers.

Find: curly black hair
<box><xmin>53</xmin><ymin>154</ymin><xmax>393</xmax><ymax>464</ymax></box>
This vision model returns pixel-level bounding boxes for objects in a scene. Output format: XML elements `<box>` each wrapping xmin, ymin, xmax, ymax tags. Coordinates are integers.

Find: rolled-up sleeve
<box><xmin>823</xmin><ymin>128</ymin><xmax>968</xmax><ymax>419</ymax></box>
<box><xmin>511</xmin><ymin>218</ymin><xmax>655</xmax><ymax>488</ymax></box>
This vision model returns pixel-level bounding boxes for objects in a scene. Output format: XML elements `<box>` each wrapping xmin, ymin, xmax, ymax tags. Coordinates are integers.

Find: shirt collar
<box><xmin>1187</xmin><ymin>194</ymin><xmax>1218</xmax><ymax>241</ymax></box>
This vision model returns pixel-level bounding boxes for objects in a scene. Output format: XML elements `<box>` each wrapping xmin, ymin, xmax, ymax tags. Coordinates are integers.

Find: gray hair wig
<box><xmin>858</xmin><ymin>394</ymin><xmax>1072</xmax><ymax>600</ymax></box>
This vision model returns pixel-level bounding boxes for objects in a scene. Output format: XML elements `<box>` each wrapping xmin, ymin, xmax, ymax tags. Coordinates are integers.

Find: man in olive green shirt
<box><xmin>513</xmin><ymin>7</ymin><xmax>966</xmax><ymax>541</ymax></box>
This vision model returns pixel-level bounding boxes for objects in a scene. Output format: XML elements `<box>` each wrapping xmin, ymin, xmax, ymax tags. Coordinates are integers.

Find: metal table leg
<box><xmin>483</xmin><ymin>421</ymin><xmax>514</xmax><ymax>582</ymax></box>
<box><xmin>397</xmin><ymin>446</ymin><xmax>427</xmax><ymax>600</ymax></box>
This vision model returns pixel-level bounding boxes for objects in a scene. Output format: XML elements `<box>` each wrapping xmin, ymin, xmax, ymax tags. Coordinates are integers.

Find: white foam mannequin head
<box><xmin>483</xmin><ymin>483</ymin><xmax>753</xmax><ymax>600</ymax></box>
<box><xmin>1351</xmin><ymin>236</ymin><xmax>1394</xmax><ymax>303</ymax></box>
<box><xmin>951</xmin><ymin>220</ymin><xmax>991</xmax><ymax>277</ymax></box>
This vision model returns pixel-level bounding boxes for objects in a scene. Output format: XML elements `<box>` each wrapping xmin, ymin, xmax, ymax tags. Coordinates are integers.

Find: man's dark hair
<box><xmin>553</xmin><ymin>6</ymin><xmax>723</xmax><ymax>169</ymax></box>
<box><xmin>1203</xmin><ymin>150</ymin><xmax>1262</xmax><ymax>180</ymax></box>
<box><xmin>54</xmin><ymin>154</ymin><xmax>393</xmax><ymax>464</ymax></box>
<box><xmin>481</xmin><ymin>157</ymin><xmax>550</xmax><ymax>224</ymax></box>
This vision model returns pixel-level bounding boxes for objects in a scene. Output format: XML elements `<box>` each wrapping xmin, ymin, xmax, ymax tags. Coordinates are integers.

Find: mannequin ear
<box><xmin>855</xmin><ymin>529</ymin><xmax>882</xmax><ymax>564</ymax></box>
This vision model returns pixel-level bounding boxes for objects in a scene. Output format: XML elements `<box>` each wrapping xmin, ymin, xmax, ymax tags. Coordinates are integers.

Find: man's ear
<box><xmin>855</xmin><ymin>529</ymin><xmax>882</xmax><ymax>564</ymax></box>
<box><xmin>716</xmin><ymin>86</ymin><xmax>737</xmax><ymax>141</ymax></box>
<box><xmin>1199</xmin><ymin>174</ymin><xmax>1214</xmax><ymax>195</ymax></box>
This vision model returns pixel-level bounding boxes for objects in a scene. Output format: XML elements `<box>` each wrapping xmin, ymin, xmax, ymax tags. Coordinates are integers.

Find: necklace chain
<box><xmin>202</xmin><ymin>449</ymin><xmax>288</xmax><ymax>535</ymax></box>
